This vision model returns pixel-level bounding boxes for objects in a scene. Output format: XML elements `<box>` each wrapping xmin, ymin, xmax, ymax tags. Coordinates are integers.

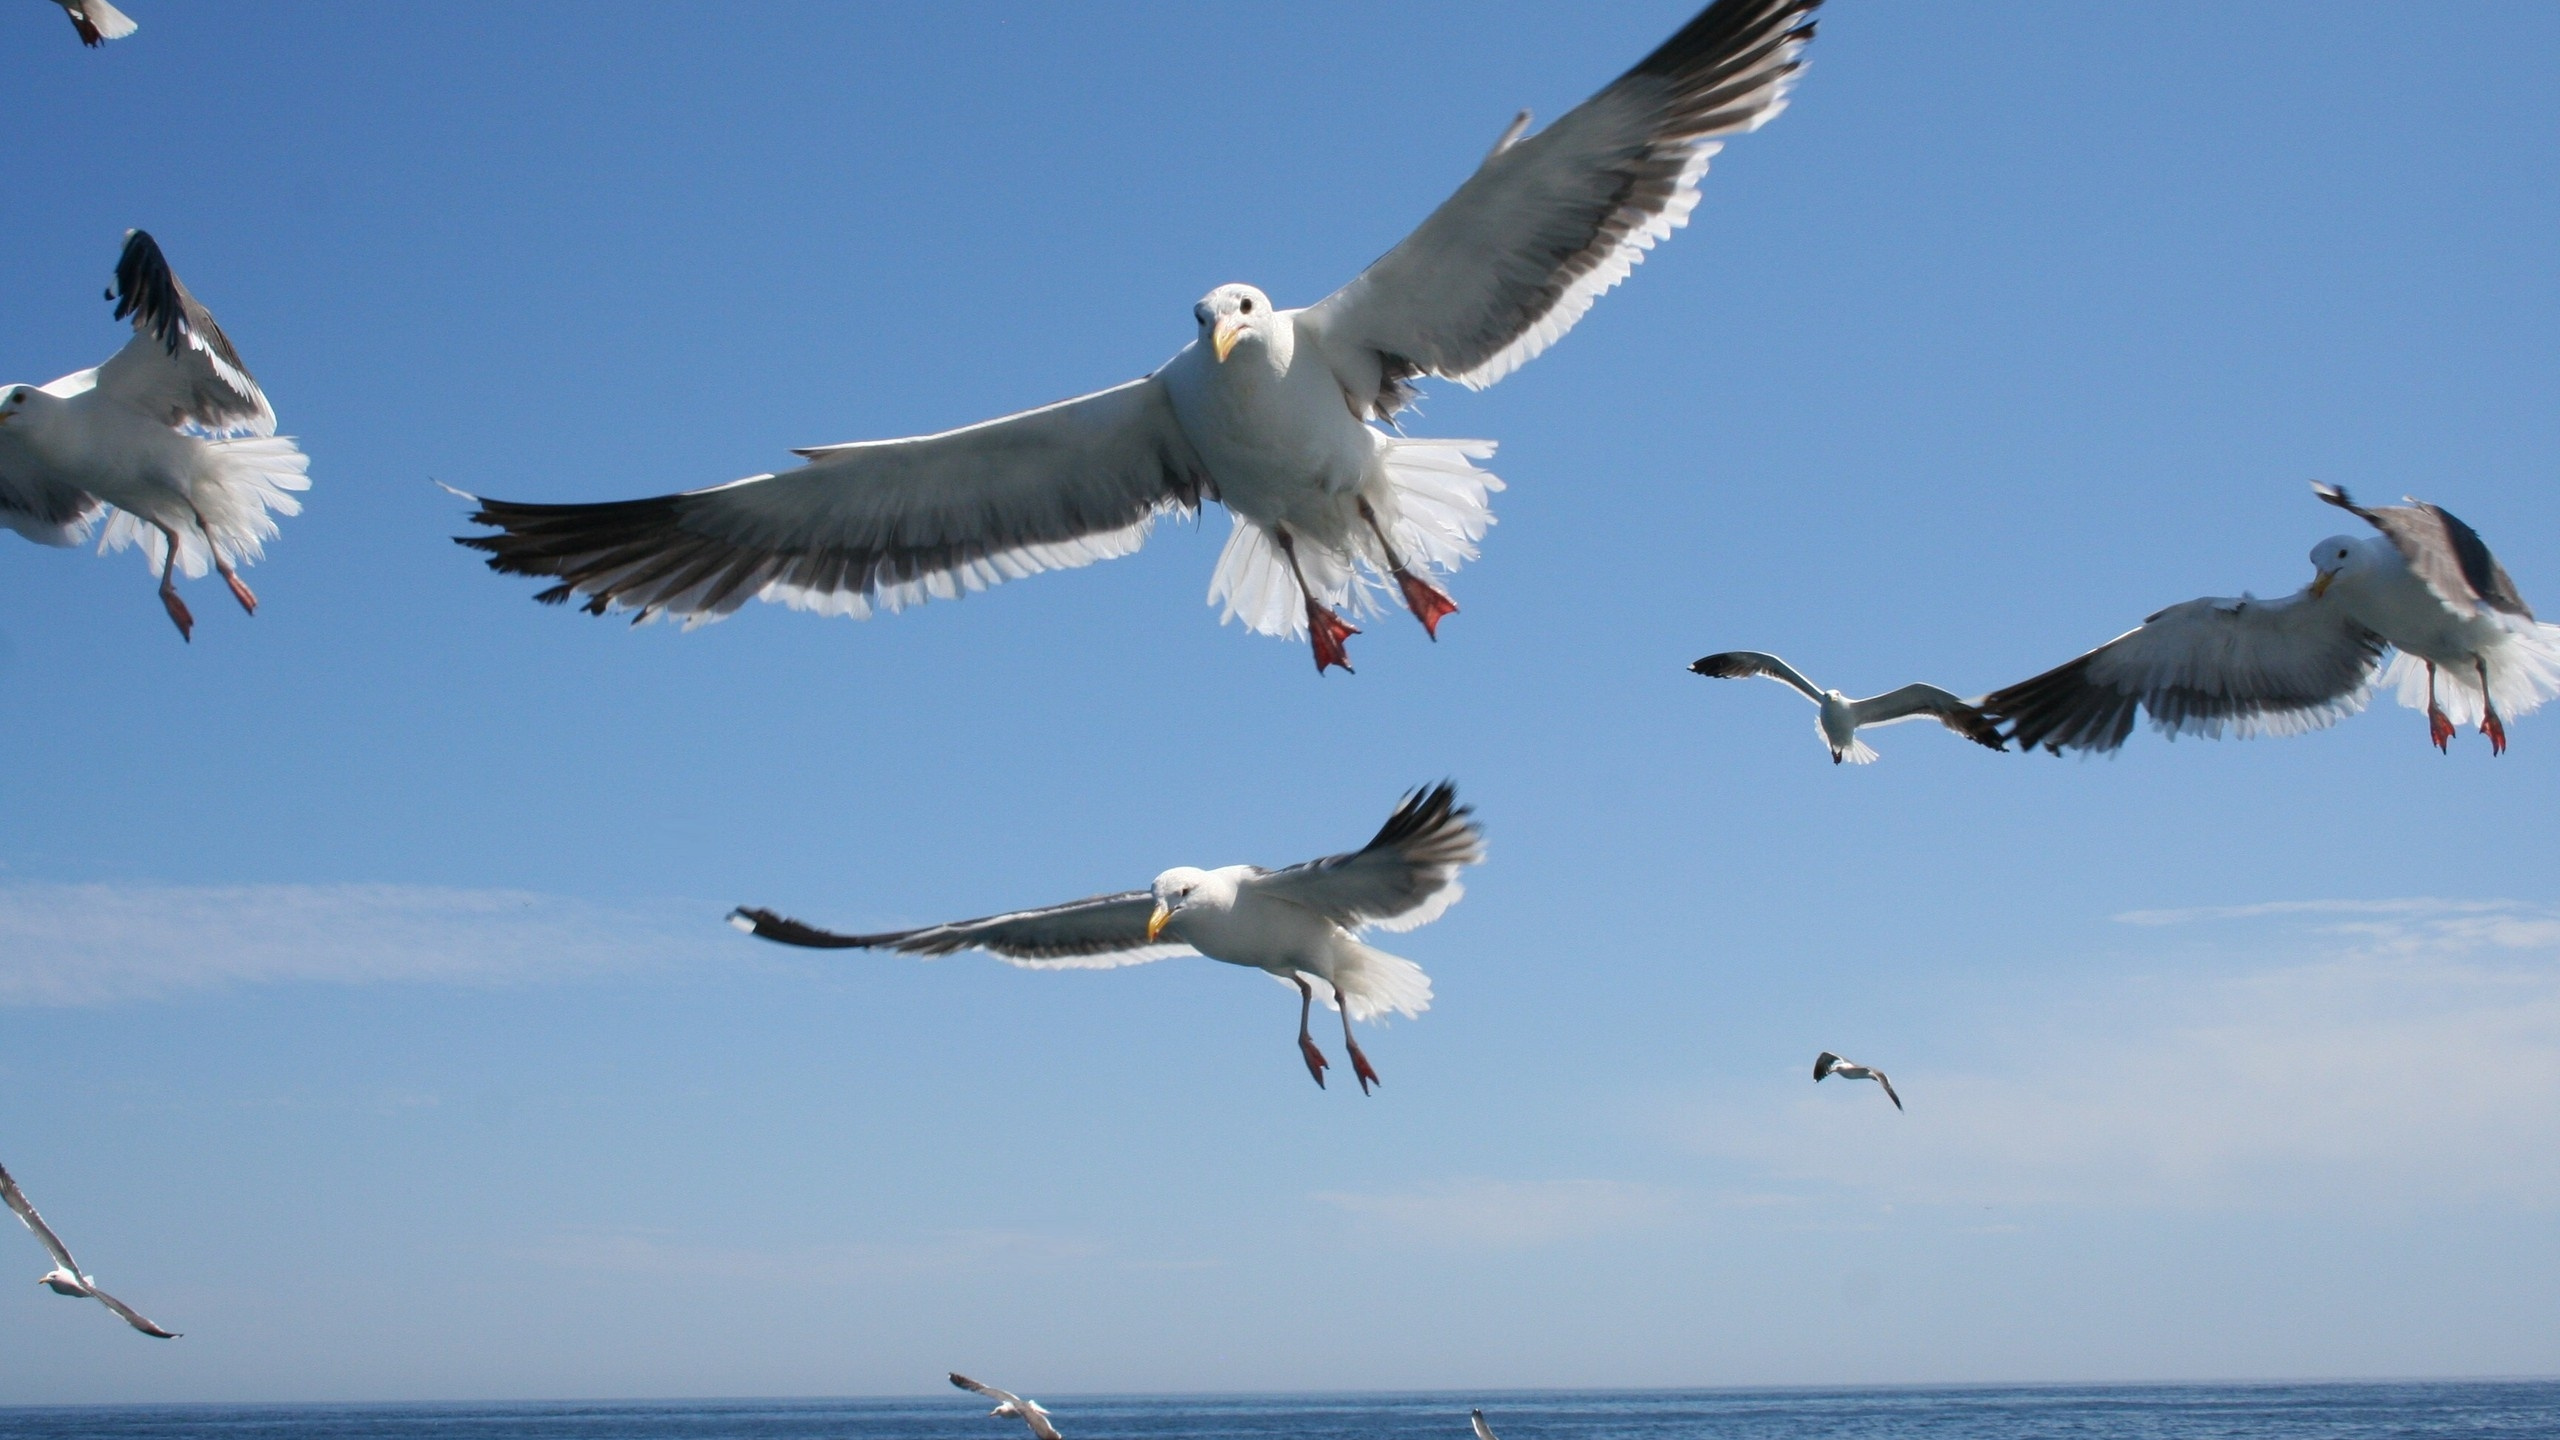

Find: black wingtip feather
<box><xmin>728</xmin><ymin>907</ymin><xmax>874</xmax><ymax>949</ymax></box>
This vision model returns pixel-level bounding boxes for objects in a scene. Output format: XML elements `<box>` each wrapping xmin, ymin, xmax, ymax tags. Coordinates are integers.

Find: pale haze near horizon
<box><xmin>0</xmin><ymin>0</ymin><xmax>2555</xmax><ymax>1406</ymax></box>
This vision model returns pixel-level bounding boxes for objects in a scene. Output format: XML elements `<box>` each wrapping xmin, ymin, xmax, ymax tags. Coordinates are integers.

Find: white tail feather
<box><xmin>98</xmin><ymin>434</ymin><xmax>310</xmax><ymax>577</ymax></box>
<box><xmin>2385</xmin><ymin>625</ymin><xmax>2560</xmax><ymax>725</ymax></box>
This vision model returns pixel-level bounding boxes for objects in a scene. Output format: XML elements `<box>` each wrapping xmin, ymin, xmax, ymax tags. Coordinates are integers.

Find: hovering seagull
<box><xmin>1813</xmin><ymin>1051</ymin><xmax>1900</xmax><ymax>1111</ymax></box>
<box><xmin>1982</xmin><ymin>483</ymin><xmax>2560</xmax><ymax>756</ymax></box>
<box><xmin>0</xmin><ymin>230</ymin><xmax>309</xmax><ymax>640</ymax></box>
<box><xmin>732</xmin><ymin>783</ymin><xmax>1483</xmax><ymax>1092</ymax></box>
<box><xmin>1690</xmin><ymin>651</ymin><xmax>2003</xmax><ymax>763</ymax></box>
<box><xmin>950</xmin><ymin>1373</ymin><xmax>1062</xmax><ymax>1440</ymax></box>
<box><xmin>1472</xmin><ymin>1410</ymin><xmax>1501</xmax><ymax>1440</ymax></box>
<box><xmin>0</xmin><ymin>1159</ymin><xmax>178</xmax><ymax>1338</ymax></box>
<box><xmin>48</xmin><ymin>0</ymin><xmax>136</xmax><ymax>46</ymax></box>
<box><xmin>455</xmin><ymin>0</ymin><xmax>1819</xmax><ymax>673</ymax></box>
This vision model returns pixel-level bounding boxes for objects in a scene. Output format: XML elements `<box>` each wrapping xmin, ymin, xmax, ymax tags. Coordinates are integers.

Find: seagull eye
<box><xmin>1240</xmin><ymin>298</ymin><xmax>1254</xmax><ymax>314</ymax></box>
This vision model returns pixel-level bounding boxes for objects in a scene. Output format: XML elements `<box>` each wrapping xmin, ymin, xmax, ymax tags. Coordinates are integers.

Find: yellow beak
<box><xmin>2310</xmin><ymin>571</ymin><xmax>2335</xmax><ymax>598</ymax></box>
<box><xmin>1212</xmin><ymin>316</ymin><xmax>1247</xmax><ymax>363</ymax></box>
<box><xmin>1146</xmin><ymin>901</ymin><xmax>1172</xmax><ymax>942</ymax></box>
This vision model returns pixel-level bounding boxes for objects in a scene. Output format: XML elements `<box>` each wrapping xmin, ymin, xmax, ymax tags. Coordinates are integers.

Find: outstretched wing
<box><xmin>1690</xmin><ymin>650</ymin><xmax>1824</xmax><ymax>704</ymax></box>
<box><xmin>1873</xmin><ymin>1071</ymin><xmax>1903</xmax><ymax>1113</ymax></box>
<box><xmin>1243</xmin><ymin>783</ymin><xmax>1485</xmax><ymax>934</ymax></box>
<box><xmin>57</xmin><ymin>2</ymin><xmax>138</xmax><ymax>45</ymax></box>
<box><xmin>1813</xmin><ymin>1051</ymin><xmax>1840</xmax><ymax>1081</ymax></box>
<box><xmin>0</xmin><ymin>1162</ymin><xmax>80</xmax><ymax>1274</ymax></box>
<box><xmin>2315</xmin><ymin>482</ymin><xmax>2532</xmax><ymax>622</ymax></box>
<box><xmin>1302</xmin><ymin>0</ymin><xmax>1818</xmax><ymax>413</ymax></box>
<box><xmin>1981</xmin><ymin>589</ymin><xmax>2386</xmax><ymax>755</ymax></box>
<box><xmin>87</xmin><ymin>1285</ymin><xmax>179</xmax><ymax>1339</ymax></box>
<box><xmin>730</xmin><ymin>891</ymin><xmax>1194</xmax><ymax>970</ymax></box>
<box><xmin>951</xmin><ymin>1374</ymin><xmax>1021</xmax><ymax>1406</ymax></box>
<box><xmin>1848</xmin><ymin>684</ymin><xmax>2004</xmax><ymax>750</ymax></box>
<box><xmin>93</xmin><ymin>230</ymin><xmax>274</xmax><ymax>435</ymax></box>
<box><xmin>457</xmin><ymin>376</ymin><xmax>1209</xmax><ymax>627</ymax></box>
<box><xmin>1472</xmin><ymin>1411</ymin><xmax>1500</xmax><ymax>1440</ymax></box>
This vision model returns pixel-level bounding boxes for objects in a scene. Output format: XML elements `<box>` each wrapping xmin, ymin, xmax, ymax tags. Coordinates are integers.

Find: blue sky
<box><xmin>2</xmin><ymin>0</ymin><xmax>2556</xmax><ymax>1406</ymax></box>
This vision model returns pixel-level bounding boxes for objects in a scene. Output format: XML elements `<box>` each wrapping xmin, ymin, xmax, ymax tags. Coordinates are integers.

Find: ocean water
<box><xmin>1</xmin><ymin>1385</ymin><xmax>2555</xmax><ymax>1440</ymax></box>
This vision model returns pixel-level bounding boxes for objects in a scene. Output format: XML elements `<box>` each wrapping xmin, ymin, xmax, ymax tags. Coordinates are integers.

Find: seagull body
<box><xmin>1983</xmin><ymin>484</ymin><xmax>2560</xmax><ymax>755</ymax></box>
<box><xmin>456</xmin><ymin>0</ymin><xmax>1818</xmax><ymax>673</ymax></box>
<box><xmin>1813</xmin><ymin>1051</ymin><xmax>1900</xmax><ymax>1111</ymax></box>
<box><xmin>49</xmin><ymin>0</ymin><xmax>137</xmax><ymax>46</ymax></box>
<box><xmin>950</xmin><ymin>1373</ymin><xmax>1061</xmax><ymax>1440</ymax></box>
<box><xmin>732</xmin><ymin>784</ymin><xmax>1483</xmax><ymax>1092</ymax></box>
<box><xmin>1689</xmin><ymin>650</ymin><xmax>2002</xmax><ymax>763</ymax></box>
<box><xmin>0</xmin><ymin>1159</ymin><xmax>178</xmax><ymax>1338</ymax></box>
<box><xmin>0</xmin><ymin>230</ymin><xmax>308</xmax><ymax>640</ymax></box>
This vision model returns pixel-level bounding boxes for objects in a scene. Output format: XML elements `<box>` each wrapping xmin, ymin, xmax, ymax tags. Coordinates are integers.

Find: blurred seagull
<box><xmin>950</xmin><ymin>1373</ymin><xmax>1061</xmax><ymax>1440</ymax></box>
<box><xmin>0</xmin><ymin>1159</ymin><xmax>177</xmax><ymax>1338</ymax></box>
<box><xmin>49</xmin><ymin>0</ymin><xmax>136</xmax><ymax>46</ymax></box>
<box><xmin>732</xmin><ymin>784</ymin><xmax>1484</xmax><ymax>1092</ymax></box>
<box><xmin>1983</xmin><ymin>483</ymin><xmax>2560</xmax><ymax>755</ymax></box>
<box><xmin>1814</xmin><ymin>1051</ymin><xmax>1900</xmax><ymax>1112</ymax></box>
<box><xmin>1690</xmin><ymin>650</ymin><xmax>2002</xmax><ymax>763</ymax></box>
<box><xmin>1472</xmin><ymin>1411</ymin><xmax>1501</xmax><ymax>1440</ymax></box>
<box><xmin>455</xmin><ymin>0</ymin><xmax>1819</xmax><ymax>673</ymax></box>
<box><xmin>0</xmin><ymin>230</ymin><xmax>308</xmax><ymax>640</ymax></box>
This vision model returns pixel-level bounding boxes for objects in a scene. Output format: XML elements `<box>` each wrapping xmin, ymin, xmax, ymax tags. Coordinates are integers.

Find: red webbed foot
<box><xmin>1298</xmin><ymin>1035</ymin><xmax>1331</xmax><ymax>1088</ymax></box>
<box><xmin>2428</xmin><ymin>705</ymin><xmax>2456</xmax><ymax>751</ymax></box>
<box><xmin>2483</xmin><ymin>709</ymin><xmax>2509</xmax><ymax>756</ymax></box>
<box><xmin>224</xmin><ymin>573</ymin><xmax>259</xmax><ymax>617</ymax></box>
<box><xmin>1392</xmin><ymin>569</ymin><xmax>1458</xmax><ymax>639</ymax></box>
<box><xmin>160</xmin><ymin>589</ymin><xmax>195</xmax><ymax>643</ymax></box>
<box><xmin>1305</xmin><ymin>601</ymin><xmax>1359</xmax><ymax>674</ymax></box>
<box><xmin>1344</xmin><ymin>1040</ymin><xmax>1381</xmax><ymax>1096</ymax></box>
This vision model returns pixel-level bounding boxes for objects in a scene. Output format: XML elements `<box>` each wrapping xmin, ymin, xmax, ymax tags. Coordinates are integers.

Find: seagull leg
<box><xmin>2426</xmin><ymin>660</ymin><xmax>2455</xmax><ymax>751</ymax></box>
<box><xmin>1334</xmin><ymin>980</ymin><xmax>1380</xmax><ymax>1095</ymax></box>
<box><xmin>1357</xmin><ymin>498</ymin><xmax>1457</xmax><ymax>639</ymax></box>
<box><xmin>151</xmin><ymin>520</ymin><xmax>194</xmax><ymax>642</ymax></box>
<box><xmin>1273</xmin><ymin>528</ymin><xmax>1357</xmax><ymax>675</ymax></box>
<box><xmin>2477</xmin><ymin>658</ymin><xmax>2507</xmax><ymax>755</ymax></box>
<box><xmin>1291</xmin><ymin>974</ymin><xmax>1329</xmax><ymax>1088</ymax></box>
<box><xmin>192</xmin><ymin>505</ymin><xmax>258</xmax><ymax>616</ymax></box>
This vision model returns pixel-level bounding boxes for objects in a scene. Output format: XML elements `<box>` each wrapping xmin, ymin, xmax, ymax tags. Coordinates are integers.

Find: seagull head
<box><xmin>1147</xmin><ymin>865</ymin><xmax>1217</xmax><ymax>940</ymax></box>
<box><xmin>37</xmin><ymin>1268</ymin><xmax>84</xmax><ymax>1297</ymax></box>
<box><xmin>2306</xmin><ymin>534</ymin><xmax>2370</xmax><ymax>598</ymax></box>
<box><xmin>1193</xmin><ymin>284</ymin><xmax>1275</xmax><ymax>364</ymax></box>
<box><xmin>0</xmin><ymin>384</ymin><xmax>39</xmax><ymax>430</ymax></box>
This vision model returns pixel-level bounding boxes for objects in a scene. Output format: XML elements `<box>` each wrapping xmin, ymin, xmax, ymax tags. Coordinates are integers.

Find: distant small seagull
<box><xmin>0</xmin><ymin>230</ymin><xmax>309</xmax><ymax>640</ymax></box>
<box><xmin>1472</xmin><ymin>1410</ymin><xmax>1501</xmax><ymax>1440</ymax></box>
<box><xmin>950</xmin><ymin>1373</ymin><xmax>1061</xmax><ymax>1440</ymax></box>
<box><xmin>0</xmin><ymin>1159</ymin><xmax>178</xmax><ymax>1338</ymax></box>
<box><xmin>1690</xmin><ymin>651</ymin><xmax>2003</xmax><ymax>763</ymax></box>
<box><xmin>1814</xmin><ymin>1051</ymin><xmax>1901</xmax><ymax>1111</ymax></box>
<box><xmin>733</xmin><ymin>784</ymin><xmax>1483</xmax><ymax>1093</ymax></box>
<box><xmin>49</xmin><ymin>0</ymin><xmax>137</xmax><ymax>46</ymax></box>
<box><xmin>1982</xmin><ymin>483</ymin><xmax>2560</xmax><ymax>756</ymax></box>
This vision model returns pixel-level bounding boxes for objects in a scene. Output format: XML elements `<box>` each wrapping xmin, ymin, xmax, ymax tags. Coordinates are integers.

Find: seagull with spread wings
<box><xmin>733</xmin><ymin>784</ymin><xmax>1483</xmax><ymax>1092</ymax></box>
<box><xmin>0</xmin><ymin>1159</ymin><xmax>178</xmax><ymax>1338</ymax></box>
<box><xmin>950</xmin><ymin>1373</ymin><xmax>1063</xmax><ymax>1440</ymax></box>
<box><xmin>0</xmin><ymin>230</ymin><xmax>309</xmax><ymax>640</ymax></box>
<box><xmin>1814</xmin><ymin>1051</ymin><xmax>1900</xmax><ymax>1112</ymax></box>
<box><xmin>47</xmin><ymin>0</ymin><xmax>137</xmax><ymax>46</ymax></box>
<box><xmin>1690</xmin><ymin>650</ymin><xmax>2003</xmax><ymax>763</ymax></box>
<box><xmin>456</xmin><ymin>0</ymin><xmax>1819</xmax><ymax>673</ymax></box>
<box><xmin>1983</xmin><ymin>484</ymin><xmax>2560</xmax><ymax>756</ymax></box>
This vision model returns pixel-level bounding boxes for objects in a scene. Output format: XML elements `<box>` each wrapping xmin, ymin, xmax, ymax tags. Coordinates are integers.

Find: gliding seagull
<box><xmin>1814</xmin><ymin>1052</ymin><xmax>1900</xmax><ymax>1111</ymax></box>
<box><xmin>731</xmin><ymin>784</ymin><xmax>1483</xmax><ymax>1092</ymax></box>
<box><xmin>950</xmin><ymin>1373</ymin><xmax>1061</xmax><ymax>1440</ymax></box>
<box><xmin>48</xmin><ymin>0</ymin><xmax>137</xmax><ymax>46</ymax></box>
<box><xmin>1690</xmin><ymin>651</ymin><xmax>2003</xmax><ymax>763</ymax></box>
<box><xmin>456</xmin><ymin>0</ymin><xmax>1819</xmax><ymax>673</ymax></box>
<box><xmin>0</xmin><ymin>230</ymin><xmax>309</xmax><ymax>640</ymax></box>
<box><xmin>0</xmin><ymin>1159</ymin><xmax>178</xmax><ymax>1338</ymax></box>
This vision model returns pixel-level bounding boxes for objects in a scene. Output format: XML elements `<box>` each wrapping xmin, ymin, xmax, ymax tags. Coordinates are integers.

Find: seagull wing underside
<box><xmin>92</xmin><ymin>231</ymin><xmax>275</xmax><ymax>435</ymax></box>
<box><xmin>1691</xmin><ymin>650</ymin><xmax>1824</xmax><ymax>703</ymax></box>
<box><xmin>731</xmin><ymin>891</ymin><xmax>1194</xmax><ymax>970</ymax></box>
<box><xmin>86</xmin><ymin>1284</ymin><xmax>179</xmax><ymax>1338</ymax></box>
<box><xmin>0</xmin><ymin>1163</ymin><xmax>81</xmax><ymax>1274</ymax></box>
<box><xmin>2316</xmin><ymin>483</ymin><xmax>2532</xmax><ymax>622</ymax></box>
<box><xmin>1849</xmin><ymin>683</ymin><xmax>2004</xmax><ymax>749</ymax></box>
<box><xmin>1300</xmin><ymin>0</ymin><xmax>1817</xmax><ymax>412</ymax></box>
<box><xmin>1244</xmin><ymin>783</ymin><xmax>1485</xmax><ymax>934</ymax></box>
<box><xmin>1981</xmin><ymin>589</ymin><xmax>2387</xmax><ymax>755</ymax></box>
<box><xmin>951</xmin><ymin>1374</ymin><xmax>1020</xmax><ymax>1405</ymax></box>
<box><xmin>1472</xmin><ymin>1411</ymin><xmax>1500</xmax><ymax>1440</ymax></box>
<box><xmin>0</xmin><ymin>446</ymin><xmax>102</xmax><ymax>547</ymax></box>
<box><xmin>458</xmin><ymin>376</ymin><xmax>1209</xmax><ymax>628</ymax></box>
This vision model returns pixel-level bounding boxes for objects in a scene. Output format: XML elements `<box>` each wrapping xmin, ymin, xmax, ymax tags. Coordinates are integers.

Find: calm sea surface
<box><xmin>3</xmin><ymin>1384</ymin><xmax>2555</xmax><ymax>1440</ymax></box>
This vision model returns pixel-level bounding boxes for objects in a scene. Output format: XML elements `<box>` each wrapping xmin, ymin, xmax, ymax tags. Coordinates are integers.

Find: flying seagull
<box><xmin>0</xmin><ymin>1159</ymin><xmax>178</xmax><ymax>1338</ymax></box>
<box><xmin>1472</xmin><ymin>1410</ymin><xmax>1501</xmax><ymax>1440</ymax></box>
<box><xmin>455</xmin><ymin>0</ymin><xmax>1819</xmax><ymax>673</ymax></box>
<box><xmin>1690</xmin><ymin>651</ymin><xmax>2003</xmax><ymax>763</ymax></box>
<box><xmin>732</xmin><ymin>783</ymin><xmax>1483</xmax><ymax>1092</ymax></box>
<box><xmin>49</xmin><ymin>0</ymin><xmax>136</xmax><ymax>46</ymax></box>
<box><xmin>0</xmin><ymin>230</ymin><xmax>309</xmax><ymax>640</ymax></box>
<box><xmin>950</xmin><ymin>1373</ymin><xmax>1062</xmax><ymax>1440</ymax></box>
<box><xmin>1814</xmin><ymin>1051</ymin><xmax>1900</xmax><ymax>1111</ymax></box>
<box><xmin>1982</xmin><ymin>483</ymin><xmax>2560</xmax><ymax>755</ymax></box>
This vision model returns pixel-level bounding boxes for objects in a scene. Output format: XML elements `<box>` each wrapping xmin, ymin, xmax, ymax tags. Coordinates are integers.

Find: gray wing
<box><xmin>55</xmin><ymin>2</ymin><xmax>138</xmax><ymax>45</ymax></box>
<box><xmin>0</xmin><ymin>1163</ymin><xmax>80</xmax><ymax>1273</ymax></box>
<box><xmin>1020</xmin><ymin>1402</ymin><xmax>1061</xmax><ymax>1440</ymax></box>
<box><xmin>731</xmin><ymin>891</ymin><xmax>1194</xmax><ymax>970</ymax></box>
<box><xmin>457</xmin><ymin>376</ymin><xmax>1208</xmax><ymax>627</ymax></box>
<box><xmin>1242</xmin><ymin>783</ymin><xmax>1485</xmax><ymax>934</ymax></box>
<box><xmin>1981</xmin><ymin>589</ymin><xmax>2387</xmax><ymax>755</ymax></box>
<box><xmin>0</xmin><ymin>439</ymin><xmax>102</xmax><ymax>547</ymax></box>
<box><xmin>1873</xmin><ymin>1071</ymin><xmax>1902</xmax><ymax>1112</ymax></box>
<box><xmin>2315</xmin><ymin>482</ymin><xmax>2532</xmax><ymax>621</ymax></box>
<box><xmin>1302</xmin><ymin>0</ymin><xmax>1818</xmax><ymax>413</ymax></box>
<box><xmin>1813</xmin><ymin>1051</ymin><xmax>1840</xmax><ymax>1081</ymax></box>
<box><xmin>86</xmin><ymin>1285</ymin><xmax>179</xmax><ymax>1338</ymax></box>
<box><xmin>93</xmin><ymin>230</ymin><xmax>274</xmax><ymax>435</ymax></box>
<box><xmin>1690</xmin><ymin>650</ymin><xmax>1824</xmax><ymax>704</ymax></box>
<box><xmin>951</xmin><ymin>1374</ymin><xmax>1020</xmax><ymax>1406</ymax></box>
<box><xmin>1472</xmin><ymin>1411</ymin><xmax>1500</xmax><ymax>1440</ymax></box>
<box><xmin>1847</xmin><ymin>684</ymin><xmax>2005</xmax><ymax>750</ymax></box>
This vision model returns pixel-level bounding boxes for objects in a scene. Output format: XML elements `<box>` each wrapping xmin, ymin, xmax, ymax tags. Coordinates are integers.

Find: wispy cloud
<box><xmin>1315</xmin><ymin>1178</ymin><xmax>1671</xmax><ymax>1248</ymax></box>
<box><xmin>526</xmin><ymin>1226</ymin><xmax>1102</xmax><ymax>1285</ymax></box>
<box><xmin>0</xmin><ymin>880</ymin><xmax>714</xmax><ymax>1006</ymax></box>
